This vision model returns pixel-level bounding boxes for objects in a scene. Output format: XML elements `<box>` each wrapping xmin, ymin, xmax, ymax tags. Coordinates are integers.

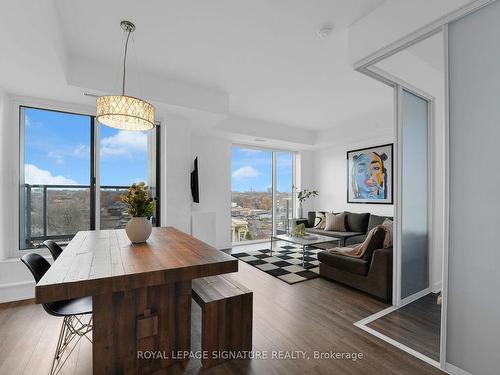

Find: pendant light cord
<box><xmin>122</xmin><ymin>29</ymin><xmax>132</xmax><ymax>95</ymax></box>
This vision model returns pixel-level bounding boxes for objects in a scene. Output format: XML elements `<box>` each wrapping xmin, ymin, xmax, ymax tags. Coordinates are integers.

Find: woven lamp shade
<box><xmin>96</xmin><ymin>95</ymin><xmax>155</xmax><ymax>131</ymax></box>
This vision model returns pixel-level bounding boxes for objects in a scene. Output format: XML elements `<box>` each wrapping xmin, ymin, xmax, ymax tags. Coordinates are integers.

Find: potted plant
<box><xmin>121</xmin><ymin>182</ymin><xmax>156</xmax><ymax>243</ymax></box>
<box><xmin>294</xmin><ymin>187</ymin><xmax>319</xmax><ymax>218</ymax></box>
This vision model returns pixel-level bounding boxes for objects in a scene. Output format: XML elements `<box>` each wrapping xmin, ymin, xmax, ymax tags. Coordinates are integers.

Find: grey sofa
<box><xmin>304</xmin><ymin>211</ymin><xmax>391</xmax><ymax>246</ymax></box>
<box><xmin>303</xmin><ymin>211</ymin><xmax>393</xmax><ymax>302</ymax></box>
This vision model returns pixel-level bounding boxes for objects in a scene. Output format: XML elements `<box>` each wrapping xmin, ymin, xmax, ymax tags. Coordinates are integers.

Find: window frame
<box><xmin>230</xmin><ymin>144</ymin><xmax>297</xmax><ymax>245</ymax></box>
<box><xmin>18</xmin><ymin>104</ymin><xmax>160</xmax><ymax>251</ymax></box>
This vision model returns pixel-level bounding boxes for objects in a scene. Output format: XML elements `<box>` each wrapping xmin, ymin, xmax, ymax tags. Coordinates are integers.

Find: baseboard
<box><xmin>445</xmin><ymin>362</ymin><xmax>474</xmax><ymax>375</ymax></box>
<box><xmin>399</xmin><ymin>287</ymin><xmax>431</xmax><ymax>307</ymax></box>
<box><xmin>354</xmin><ymin>306</ymin><xmax>397</xmax><ymax>326</ymax></box>
<box><xmin>354</xmin><ymin>290</ymin><xmax>443</xmax><ymax>372</ymax></box>
<box><xmin>0</xmin><ymin>281</ymin><xmax>34</xmax><ymax>303</ymax></box>
<box><xmin>355</xmin><ymin>322</ymin><xmax>441</xmax><ymax>369</ymax></box>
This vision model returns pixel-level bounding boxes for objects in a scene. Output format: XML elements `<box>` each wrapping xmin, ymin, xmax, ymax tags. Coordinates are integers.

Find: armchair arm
<box><xmin>370</xmin><ymin>248</ymin><xmax>392</xmax><ymax>271</ymax></box>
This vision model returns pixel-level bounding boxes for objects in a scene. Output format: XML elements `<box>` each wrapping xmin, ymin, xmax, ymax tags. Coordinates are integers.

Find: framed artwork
<box><xmin>347</xmin><ymin>143</ymin><xmax>393</xmax><ymax>204</ymax></box>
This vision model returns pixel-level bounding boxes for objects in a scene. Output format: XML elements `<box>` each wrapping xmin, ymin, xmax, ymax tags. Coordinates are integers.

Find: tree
<box><xmin>245</xmin><ymin>231</ymin><xmax>252</xmax><ymax>240</ymax></box>
<box><xmin>259</xmin><ymin>195</ymin><xmax>272</xmax><ymax>210</ymax></box>
<box><xmin>241</xmin><ymin>196</ymin><xmax>254</xmax><ymax>209</ymax></box>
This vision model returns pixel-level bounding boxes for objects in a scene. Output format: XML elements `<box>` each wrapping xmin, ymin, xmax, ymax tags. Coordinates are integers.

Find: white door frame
<box><xmin>399</xmin><ymin>84</ymin><xmax>434</xmax><ymax>308</ymax></box>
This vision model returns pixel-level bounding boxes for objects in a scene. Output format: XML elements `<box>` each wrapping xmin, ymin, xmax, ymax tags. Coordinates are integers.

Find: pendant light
<box><xmin>96</xmin><ymin>20</ymin><xmax>155</xmax><ymax>131</ymax></box>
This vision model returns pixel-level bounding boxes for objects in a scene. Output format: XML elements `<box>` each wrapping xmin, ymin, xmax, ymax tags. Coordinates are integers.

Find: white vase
<box><xmin>125</xmin><ymin>217</ymin><xmax>152</xmax><ymax>243</ymax></box>
<box><xmin>296</xmin><ymin>204</ymin><xmax>303</xmax><ymax>219</ymax></box>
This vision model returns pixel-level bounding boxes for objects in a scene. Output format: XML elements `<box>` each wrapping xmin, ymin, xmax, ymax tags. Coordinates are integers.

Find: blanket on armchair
<box><xmin>329</xmin><ymin>225</ymin><xmax>388</xmax><ymax>258</ymax></box>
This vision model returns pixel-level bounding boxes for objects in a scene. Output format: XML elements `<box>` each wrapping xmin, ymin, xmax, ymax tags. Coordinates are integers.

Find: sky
<box><xmin>231</xmin><ymin>147</ymin><xmax>293</xmax><ymax>192</ymax></box>
<box><xmin>23</xmin><ymin>107</ymin><xmax>148</xmax><ymax>186</ymax></box>
<box><xmin>22</xmin><ymin>109</ymin><xmax>293</xmax><ymax>192</ymax></box>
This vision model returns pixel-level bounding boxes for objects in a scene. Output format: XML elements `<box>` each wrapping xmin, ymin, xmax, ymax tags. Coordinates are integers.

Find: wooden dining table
<box><xmin>35</xmin><ymin>226</ymin><xmax>238</xmax><ymax>374</ymax></box>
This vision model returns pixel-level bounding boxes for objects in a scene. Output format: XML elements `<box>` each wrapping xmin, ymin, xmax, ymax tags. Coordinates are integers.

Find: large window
<box><xmin>19</xmin><ymin>106</ymin><xmax>158</xmax><ymax>249</ymax></box>
<box><xmin>231</xmin><ymin>146</ymin><xmax>295</xmax><ymax>244</ymax></box>
<box><xmin>99</xmin><ymin>126</ymin><xmax>150</xmax><ymax>230</ymax></box>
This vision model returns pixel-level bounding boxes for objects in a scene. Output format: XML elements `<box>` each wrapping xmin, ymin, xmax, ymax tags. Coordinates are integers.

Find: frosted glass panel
<box><xmin>401</xmin><ymin>89</ymin><xmax>429</xmax><ymax>299</ymax></box>
<box><xmin>447</xmin><ymin>2</ymin><xmax>500</xmax><ymax>372</ymax></box>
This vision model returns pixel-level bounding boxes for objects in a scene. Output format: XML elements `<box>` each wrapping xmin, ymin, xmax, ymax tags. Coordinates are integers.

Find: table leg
<box><xmin>302</xmin><ymin>245</ymin><xmax>306</xmax><ymax>268</ymax></box>
<box><xmin>92</xmin><ymin>280</ymin><xmax>192</xmax><ymax>374</ymax></box>
<box><xmin>270</xmin><ymin>237</ymin><xmax>274</xmax><ymax>256</ymax></box>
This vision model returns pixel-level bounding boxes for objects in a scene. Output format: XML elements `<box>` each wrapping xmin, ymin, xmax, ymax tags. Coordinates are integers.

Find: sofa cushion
<box><xmin>381</xmin><ymin>218</ymin><xmax>393</xmax><ymax>248</ymax></box>
<box><xmin>345</xmin><ymin>212</ymin><xmax>370</xmax><ymax>233</ymax></box>
<box><xmin>318</xmin><ymin>251</ymin><xmax>369</xmax><ymax>276</ymax></box>
<box><xmin>305</xmin><ymin>228</ymin><xmax>364</xmax><ymax>239</ymax></box>
<box><xmin>313</xmin><ymin>212</ymin><xmax>326</xmax><ymax>229</ymax></box>
<box><xmin>367</xmin><ymin>214</ymin><xmax>393</xmax><ymax>232</ymax></box>
<box><xmin>324</xmin><ymin>212</ymin><xmax>346</xmax><ymax>232</ymax></box>
<box><xmin>360</xmin><ymin>226</ymin><xmax>387</xmax><ymax>261</ymax></box>
<box><xmin>307</xmin><ymin>211</ymin><xmax>317</xmax><ymax>227</ymax></box>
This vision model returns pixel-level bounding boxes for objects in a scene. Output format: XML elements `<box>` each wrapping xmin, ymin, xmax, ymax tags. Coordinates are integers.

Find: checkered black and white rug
<box><xmin>232</xmin><ymin>244</ymin><xmax>323</xmax><ymax>284</ymax></box>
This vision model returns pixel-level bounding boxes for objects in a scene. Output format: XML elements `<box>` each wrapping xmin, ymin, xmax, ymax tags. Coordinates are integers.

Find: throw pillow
<box><xmin>313</xmin><ymin>212</ymin><xmax>326</xmax><ymax>229</ymax></box>
<box><xmin>381</xmin><ymin>218</ymin><xmax>393</xmax><ymax>248</ymax></box>
<box><xmin>324</xmin><ymin>212</ymin><xmax>346</xmax><ymax>232</ymax></box>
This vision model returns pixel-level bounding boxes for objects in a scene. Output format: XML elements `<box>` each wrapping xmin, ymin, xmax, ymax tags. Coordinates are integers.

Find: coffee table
<box><xmin>270</xmin><ymin>233</ymin><xmax>341</xmax><ymax>268</ymax></box>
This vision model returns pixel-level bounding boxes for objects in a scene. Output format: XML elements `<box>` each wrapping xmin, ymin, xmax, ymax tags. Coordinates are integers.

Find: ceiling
<box><xmin>0</xmin><ymin>0</ymin><xmax>394</xmax><ymax>146</ymax></box>
<box><xmin>407</xmin><ymin>32</ymin><xmax>444</xmax><ymax>73</ymax></box>
<box><xmin>57</xmin><ymin>0</ymin><xmax>391</xmax><ymax>130</ymax></box>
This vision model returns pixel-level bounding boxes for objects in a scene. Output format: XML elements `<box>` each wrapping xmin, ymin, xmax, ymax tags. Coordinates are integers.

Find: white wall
<box><xmin>190</xmin><ymin>135</ymin><xmax>232</xmax><ymax>250</ymax></box>
<box><xmin>312</xmin><ymin>141</ymin><xmax>394</xmax><ymax>218</ymax></box>
<box><xmin>162</xmin><ymin>115</ymin><xmax>192</xmax><ymax>234</ymax></box>
<box><xmin>0</xmin><ymin>87</ymin><xmax>10</xmax><ymax>261</ymax></box>
<box><xmin>348</xmin><ymin>0</ymin><xmax>481</xmax><ymax>65</ymax></box>
<box><xmin>296</xmin><ymin>150</ymin><xmax>315</xmax><ymax>214</ymax></box>
<box><xmin>0</xmin><ymin>90</ymin><xmax>38</xmax><ymax>302</ymax></box>
<box><xmin>308</xmin><ymin>108</ymin><xmax>395</xmax><ymax>217</ymax></box>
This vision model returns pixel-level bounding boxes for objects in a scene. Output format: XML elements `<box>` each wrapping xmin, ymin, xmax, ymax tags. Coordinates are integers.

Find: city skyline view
<box><xmin>231</xmin><ymin>147</ymin><xmax>294</xmax><ymax>243</ymax></box>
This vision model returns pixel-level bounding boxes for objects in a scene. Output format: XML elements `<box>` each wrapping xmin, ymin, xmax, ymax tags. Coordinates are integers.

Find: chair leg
<box><xmin>49</xmin><ymin>315</ymin><xmax>93</xmax><ymax>375</ymax></box>
<box><xmin>49</xmin><ymin>317</ymin><xmax>68</xmax><ymax>375</ymax></box>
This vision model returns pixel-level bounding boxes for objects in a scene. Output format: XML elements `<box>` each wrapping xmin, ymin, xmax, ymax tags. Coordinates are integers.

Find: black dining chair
<box><xmin>42</xmin><ymin>240</ymin><xmax>63</xmax><ymax>261</ymax></box>
<box><xmin>21</xmin><ymin>253</ymin><xmax>92</xmax><ymax>375</ymax></box>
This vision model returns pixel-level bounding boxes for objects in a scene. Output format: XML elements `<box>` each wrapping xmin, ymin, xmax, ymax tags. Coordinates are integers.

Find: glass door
<box><xmin>98</xmin><ymin>124</ymin><xmax>155</xmax><ymax>229</ymax></box>
<box><xmin>231</xmin><ymin>147</ymin><xmax>273</xmax><ymax>243</ymax></box>
<box><xmin>400</xmin><ymin>89</ymin><xmax>429</xmax><ymax>299</ymax></box>
<box><xmin>19</xmin><ymin>107</ymin><xmax>93</xmax><ymax>249</ymax></box>
<box><xmin>275</xmin><ymin>151</ymin><xmax>294</xmax><ymax>235</ymax></box>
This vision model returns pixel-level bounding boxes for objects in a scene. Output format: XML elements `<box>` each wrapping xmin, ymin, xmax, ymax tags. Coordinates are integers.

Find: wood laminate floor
<box><xmin>367</xmin><ymin>293</ymin><xmax>442</xmax><ymax>361</ymax></box>
<box><xmin>0</xmin><ymin>261</ymin><xmax>444</xmax><ymax>375</ymax></box>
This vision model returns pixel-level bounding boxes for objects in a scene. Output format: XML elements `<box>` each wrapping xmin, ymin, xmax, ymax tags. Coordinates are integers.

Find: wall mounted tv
<box><xmin>191</xmin><ymin>157</ymin><xmax>199</xmax><ymax>203</ymax></box>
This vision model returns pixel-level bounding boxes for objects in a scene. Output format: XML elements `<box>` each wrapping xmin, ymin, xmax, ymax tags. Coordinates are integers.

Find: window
<box><xmin>275</xmin><ymin>151</ymin><xmax>294</xmax><ymax>234</ymax></box>
<box><xmin>231</xmin><ymin>146</ymin><xmax>295</xmax><ymax>244</ymax></box>
<box><xmin>99</xmin><ymin>126</ymin><xmax>150</xmax><ymax>230</ymax></box>
<box><xmin>19</xmin><ymin>106</ymin><xmax>159</xmax><ymax>249</ymax></box>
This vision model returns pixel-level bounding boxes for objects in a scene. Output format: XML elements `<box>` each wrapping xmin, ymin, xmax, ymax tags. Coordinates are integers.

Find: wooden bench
<box><xmin>192</xmin><ymin>275</ymin><xmax>253</xmax><ymax>368</ymax></box>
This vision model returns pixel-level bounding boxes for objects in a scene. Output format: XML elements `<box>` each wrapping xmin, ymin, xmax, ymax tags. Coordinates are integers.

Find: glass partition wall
<box><xmin>400</xmin><ymin>89</ymin><xmax>429</xmax><ymax>299</ymax></box>
<box><xmin>354</xmin><ymin>30</ymin><xmax>443</xmax><ymax>365</ymax></box>
<box><xmin>231</xmin><ymin>146</ymin><xmax>295</xmax><ymax>244</ymax></box>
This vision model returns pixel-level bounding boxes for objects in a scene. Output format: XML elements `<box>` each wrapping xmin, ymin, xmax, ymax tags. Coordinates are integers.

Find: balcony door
<box><xmin>231</xmin><ymin>146</ymin><xmax>294</xmax><ymax>244</ymax></box>
<box><xmin>98</xmin><ymin>124</ymin><xmax>152</xmax><ymax>230</ymax></box>
<box><xmin>19</xmin><ymin>106</ymin><xmax>158</xmax><ymax>249</ymax></box>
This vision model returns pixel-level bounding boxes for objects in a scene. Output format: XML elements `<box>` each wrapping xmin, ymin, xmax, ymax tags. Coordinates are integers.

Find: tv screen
<box><xmin>191</xmin><ymin>157</ymin><xmax>199</xmax><ymax>203</ymax></box>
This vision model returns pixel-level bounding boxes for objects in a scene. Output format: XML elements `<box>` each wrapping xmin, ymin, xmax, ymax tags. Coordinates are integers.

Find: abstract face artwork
<box><xmin>347</xmin><ymin>144</ymin><xmax>393</xmax><ymax>204</ymax></box>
